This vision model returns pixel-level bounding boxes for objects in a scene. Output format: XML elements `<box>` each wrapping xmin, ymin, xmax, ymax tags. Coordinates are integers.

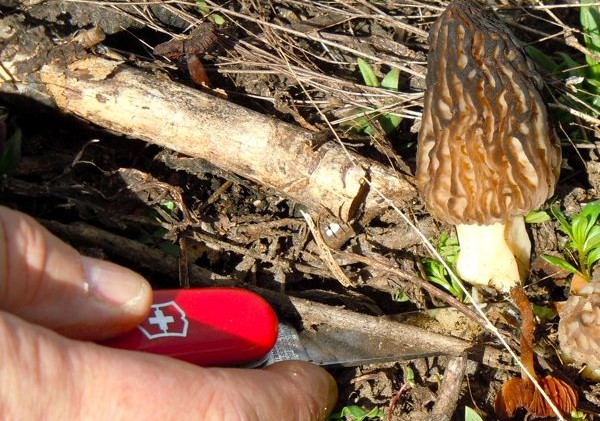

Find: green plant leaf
<box><xmin>449</xmin><ymin>276</ymin><xmax>465</xmax><ymax>301</ymax></box>
<box><xmin>543</xmin><ymin>255</ymin><xmax>580</xmax><ymax>274</ymax></box>
<box><xmin>381</xmin><ymin>68</ymin><xmax>400</xmax><ymax>91</ymax></box>
<box><xmin>422</xmin><ymin>235</ymin><xmax>464</xmax><ymax>301</ymax></box>
<box><xmin>424</xmin><ymin>259</ymin><xmax>447</xmax><ymax>280</ymax></box>
<box><xmin>532</xmin><ymin>304</ymin><xmax>558</xmax><ymax>320</ymax></box>
<box><xmin>342</xmin><ymin>406</ymin><xmax>368</xmax><ymax>419</ymax></box>
<box><xmin>550</xmin><ymin>204</ymin><xmax>573</xmax><ymax>239</ymax></box>
<box><xmin>329</xmin><ymin>405</ymin><xmax>384</xmax><ymax>421</ymax></box>
<box><xmin>587</xmin><ymin>74</ymin><xmax>600</xmax><ymax>90</ymax></box>
<box><xmin>587</xmin><ymin>246</ymin><xmax>600</xmax><ymax>268</ymax></box>
<box><xmin>393</xmin><ymin>290</ymin><xmax>410</xmax><ymax>302</ymax></box>
<box><xmin>379</xmin><ymin>113</ymin><xmax>402</xmax><ymax>134</ymax></box>
<box><xmin>572</xmin><ymin>201</ymin><xmax>600</xmax><ymax>252</ymax></box>
<box><xmin>525</xmin><ymin>46</ymin><xmax>559</xmax><ymax>73</ymax></box>
<box><xmin>571</xmin><ymin>409</ymin><xmax>588</xmax><ymax>420</ymax></box>
<box><xmin>592</xmin><ymin>96</ymin><xmax>600</xmax><ymax>113</ymax></box>
<box><xmin>464</xmin><ymin>406</ymin><xmax>484</xmax><ymax>421</ymax></box>
<box><xmin>195</xmin><ymin>0</ymin><xmax>225</xmax><ymax>25</ymax></box>
<box><xmin>428</xmin><ymin>262</ymin><xmax>445</xmax><ymax>278</ymax></box>
<box><xmin>357</xmin><ymin>58</ymin><xmax>379</xmax><ymax>87</ymax></box>
<box><xmin>212</xmin><ymin>14</ymin><xmax>226</xmax><ymax>25</ymax></box>
<box><xmin>583</xmin><ymin>225</ymin><xmax>600</xmax><ymax>252</ymax></box>
<box><xmin>581</xmin><ymin>200</ymin><xmax>600</xmax><ymax>224</ymax></box>
<box><xmin>161</xmin><ymin>200</ymin><xmax>177</xmax><ymax>212</ymax></box>
<box><xmin>525</xmin><ymin>210</ymin><xmax>551</xmax><ymax>224</ymax></box>
<box><xmin>581</xmin><ymin>0</ymin><xmax>600</xmax><ymax>52</ymax></box>
<box><xmin>196</xmin><ymin>0</ymin><xmax>209</xmax><ymax>15</ymax></box>
<box><xmin>556</xmin><ymin>52</ymin><xmax>586</xmax><ymax>79</ymax></box>
<box><xmin>425</xmin><ymin>259</ymin><xmax>463</xmax><ymax>299</ymax></box>
<box><xmin>428</xmin><ymin>275</ymin><xmax>453</xmax><ymax>291</ymax></box>
<box><xmin>349</xmin><ymin>115</ymin><xmax>371</xmax><ymax>131</ymax></box>
<box><xmin>348</xmin><ymin>113</ymin><xmax>377</xmax><ymax>135</ymax></box>
<box><xmin>403</xmin><ymin>365</ymin><xmax>416</xmax><ymax>387</ymax></box>
<box><xmin>363</xmin><ymin>408</ymin><xmax>384</xmax><ymax>419</ymax></box>
<box><xmin>571</xmin><ymin>214</ymin><xmax>589</xmax><ymax>249</ymax></box>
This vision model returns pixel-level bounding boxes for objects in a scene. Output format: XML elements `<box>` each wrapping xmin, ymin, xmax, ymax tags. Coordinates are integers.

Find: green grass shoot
<box><xmin>543</xmin><ymin>200</ymin><xmax>600</xmax><ymax>281</ymax></box>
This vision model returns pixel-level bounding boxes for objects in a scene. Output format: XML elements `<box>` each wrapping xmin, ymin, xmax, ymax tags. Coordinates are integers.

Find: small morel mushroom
<box><xmin>416</xmin><ymin>0</ymin><xmax>561</xmax><ymax>292</ymax></box>
<box><xmin>558</xmin><ymin>281</ymin><xmax>600</xmax><ymax>381</ymax></box>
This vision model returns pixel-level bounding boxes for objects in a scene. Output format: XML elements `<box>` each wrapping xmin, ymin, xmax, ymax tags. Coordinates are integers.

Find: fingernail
<box><xmin>82</xmin><ymin>256</ymin><xmax>147</xmax><ymax>307</ymax></box>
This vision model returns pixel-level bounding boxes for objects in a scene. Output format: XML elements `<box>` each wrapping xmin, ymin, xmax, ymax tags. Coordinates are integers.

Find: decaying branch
<box><xmin>38</xmin><ymin>57</ymin><xmax>415</xmax><ymax>224</ymax></box>
<box><xmin>430</xmin><ymin>355</ymin><xmax>468</xmax><ymax>421</ymax></box>
<box><xmin>0</xmin><ymin>23</ymin><xmax>416</xmax><ymax>224</ymax></box>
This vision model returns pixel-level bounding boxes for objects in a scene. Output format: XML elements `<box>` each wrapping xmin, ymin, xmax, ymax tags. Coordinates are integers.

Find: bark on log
<box><xmin>0</xmin><ymin>27</ymin><xmax>416</xmax><ymax>224</ymax></box>
<box><xmin>39</xmin><ymin>57</ymin><xmax>415</xmax><ymax>223</ymax></box>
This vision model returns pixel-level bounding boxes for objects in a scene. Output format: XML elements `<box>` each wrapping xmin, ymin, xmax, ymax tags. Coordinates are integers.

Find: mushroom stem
<box><xmin>505</xmin><ymin>216</ymin><xmax>532</xmax><ymax>281</ymax></box>
<box><xmin>455</xmin><ymin>216</ymin><xmax>530</xmax><ymax>292</ymax></box>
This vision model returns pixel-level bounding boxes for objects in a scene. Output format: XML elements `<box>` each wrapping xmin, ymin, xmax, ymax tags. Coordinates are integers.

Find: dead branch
<box><xmin>0</xmin><ymin>10</ymin><xmax>416</xmax><ymax>225</ymax></box>
<box><xmin>430</xmin><ymin>355</ymin><xmax>468</xmax><ymax>420</ymax></box>
<box><xmin>31</xmin><ymin>56</ymin><xmax>415</xmax><ymax>224</ymax></box>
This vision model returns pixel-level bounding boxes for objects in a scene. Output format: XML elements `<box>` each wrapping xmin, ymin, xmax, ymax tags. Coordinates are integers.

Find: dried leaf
<box><xmin>510</xmin><ymin>287</ymin><xmax>535</xmax><ymax>377</ymax></box>
<box><xmin>494</xmin><ymin>378</ymin><xmax>534</xmax><ymax>420</ymax></box>
<box><xmin>153</xmin><ymin>22</ymin><xmax>217</xmax><ymax>59</ymax></box>
<box><xmin>495</xmin><ymin>375</ymin><xmax>578</xmax><ymax>419</ymax></box>
<box><xmin>569</xmin><ymin>272</ymin><xmax>589</xmax><ymax>295</ymax></box>
<box><xmin>187</xmin><ymin>55</ymin><xmax>211</xmax><ymax>87</ymax></box>
<box><xmin>495</xmin><ymin>287</ymin><xmax>579</xmax><ymax>419</ymax></box>
<box><xmin>529</xmin><ymin>376</ymin><xmax>578</xmax><ymax>418</ymax></box>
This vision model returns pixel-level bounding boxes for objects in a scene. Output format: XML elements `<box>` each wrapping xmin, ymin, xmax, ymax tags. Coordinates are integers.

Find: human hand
<box><xmin>0</xmin><ymin>205</ymin><xmax>337</xmax><ymax>420</ymax></box>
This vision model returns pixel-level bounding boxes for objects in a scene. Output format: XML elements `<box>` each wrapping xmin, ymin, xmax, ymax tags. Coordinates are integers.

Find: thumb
<box><xmin>0</xmin><ymin>205</ymin><xmax>152</xmax><ymax>340</ymax></box>
<box><xmin>1</xmin><ymin>313</ymin><xmax>338</xmax><ymax>420</ymax></box>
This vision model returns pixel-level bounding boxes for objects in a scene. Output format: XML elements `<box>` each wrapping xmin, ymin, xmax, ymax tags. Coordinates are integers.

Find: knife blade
<box><xmin>264</xmin><ymin>323</ymin><xmax>447</xmax><ymax>368</ymax></box>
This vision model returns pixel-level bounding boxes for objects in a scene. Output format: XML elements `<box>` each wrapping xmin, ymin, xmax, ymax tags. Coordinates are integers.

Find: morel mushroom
<box><xmin>558</xmin><ymin>281</ymin><xmax>600</xmax><ymax>381</ymax></box>
<box><xmin>416</xmin><ymin>0</ymin><xmax>561</xmax><ymax>292</ymax></box>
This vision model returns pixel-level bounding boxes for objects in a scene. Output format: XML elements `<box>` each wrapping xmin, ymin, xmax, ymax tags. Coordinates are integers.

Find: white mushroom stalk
<box><xmin>455</xmin><ymin>216</ymin><xmax>531</xmax><ymax>292</ymax></box>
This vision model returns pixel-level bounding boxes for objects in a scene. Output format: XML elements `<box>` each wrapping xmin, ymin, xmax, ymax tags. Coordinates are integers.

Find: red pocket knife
<box><xmin>102</xmin><ymin>288</ymin><xmax>453</xmax><ymax>368</ymax></box>
<box><xmin>101</xmin><ymin>288</ymin><xmax>279</xmax><ymax>366</ymax></box>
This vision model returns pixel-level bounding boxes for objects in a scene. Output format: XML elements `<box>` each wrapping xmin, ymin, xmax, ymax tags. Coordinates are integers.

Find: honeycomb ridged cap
<box><xmin>415</xmin><ymin>0</ymin><xmax>561</xmax><ymax>225</ymax></box>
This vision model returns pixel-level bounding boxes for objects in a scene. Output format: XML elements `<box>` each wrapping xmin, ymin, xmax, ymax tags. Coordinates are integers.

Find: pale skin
<box><xmin>0</xmin><ymin>206</ymin><xmax>337</xmax><ymax>420</ymax></box>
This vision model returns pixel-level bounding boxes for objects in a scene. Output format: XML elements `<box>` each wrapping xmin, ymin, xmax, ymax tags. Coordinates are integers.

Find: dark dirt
<box><xmin>1</xmin><ymin>0</ymin><xmax>600</xmax><ymax>420</ymax></box>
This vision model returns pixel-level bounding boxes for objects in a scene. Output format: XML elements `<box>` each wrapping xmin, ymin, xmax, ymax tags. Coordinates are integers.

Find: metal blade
<box><xmin>266</xmin><ymin>324</ymin><xmax>448</xmax><ymax>368</ymax></box>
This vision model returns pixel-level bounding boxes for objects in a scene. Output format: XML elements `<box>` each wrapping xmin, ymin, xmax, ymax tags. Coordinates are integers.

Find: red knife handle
<box><xmin>101</xmin><ymin>288</ymin><xmax>279</xmax><ymax>366</ymax></box>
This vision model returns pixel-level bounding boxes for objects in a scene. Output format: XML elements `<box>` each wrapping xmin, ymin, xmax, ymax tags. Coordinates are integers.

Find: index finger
<box><xmin>0</xmin><ymin>205</ymin><xmax>152</xmax><ymax>340</ymax></box>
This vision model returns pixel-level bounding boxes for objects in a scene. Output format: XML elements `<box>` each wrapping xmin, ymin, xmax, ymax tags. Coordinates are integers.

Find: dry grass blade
<box><xmin>66</xmin><ymin>0</ymin><xmax>428</xmax><ymax>126</ymax></box>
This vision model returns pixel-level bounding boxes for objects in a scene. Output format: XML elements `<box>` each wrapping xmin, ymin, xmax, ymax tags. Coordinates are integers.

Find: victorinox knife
<box><xmin>102</xmin><ymin>288</ymin><xmax>446</xmax><ymax>367</ymax></box>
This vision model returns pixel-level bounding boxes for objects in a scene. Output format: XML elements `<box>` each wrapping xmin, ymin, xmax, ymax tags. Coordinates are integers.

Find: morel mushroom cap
<box><xmin>416</xmin><ymin>0</ymin><xmax>561</xmax><ymax>292</ymax></box>
<box><xmin>558</xmin><ymin>282</ymin><xmax>600</xmax><ymax>381</ymax></box>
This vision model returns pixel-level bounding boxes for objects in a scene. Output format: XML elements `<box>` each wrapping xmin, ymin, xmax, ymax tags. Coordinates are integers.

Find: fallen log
<box><xmin>0</xmin><ymin>17</ymin><xmax>416</xmax><ymax>225</ymax></box>
<box><xmin>39</xmin><ymin>57</ymin><xmax>415</xmax><ymax>223</ymax></box>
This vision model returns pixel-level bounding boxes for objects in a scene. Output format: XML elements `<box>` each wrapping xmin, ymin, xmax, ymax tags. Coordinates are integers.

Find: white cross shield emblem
<box><xmin>138</xmin><ymin>301</ymin><xmax>189</xmax><ymax>339</ymax></box>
